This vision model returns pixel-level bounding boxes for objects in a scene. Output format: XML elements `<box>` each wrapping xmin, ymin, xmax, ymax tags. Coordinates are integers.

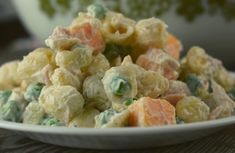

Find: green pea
<box><xmin>185</xmin><ymin>74</ymin><xmax>202</xmax><ymax>95</ymax></box>
<box><xmin>0</xmin><ymin>100</ymin><xmax>21</xmax><ymax>122</ymax></box>
<box><xmin>87</xmin><ymin>4</ymin><xmax>107</xmax><ymax>19</ymax></box>
<box><xmin>24</xmin><ymin>83</ymin><xmax>44</xmax><ymax>102</ymax></box>
<box><xmin>0</xmin><ymin>90</ymin><xmax>12</xmax><ymax>107</ymax></box>
<box><xmin>99</xmin><ymin>109</ymin><xmax>118</xmax><ymax>124</ymax></box>
<box><xmin>110</xmin><ymin>77</ymin><xmax>131</xmax><ymax>96</ymax></box>
<box><xmin>41</xmin><ymin>116</ymin><xmax>64</xmax><ymax>126</ymax></box>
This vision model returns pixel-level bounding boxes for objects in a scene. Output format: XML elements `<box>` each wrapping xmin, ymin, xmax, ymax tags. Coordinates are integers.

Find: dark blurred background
<box><xmin>0</xmin><ymin>0</ymin><xmax>235</xmax><ymax>70</ymax></box>
<box><xmin>0</xmin><ymin>1</ymin><xmax>31</xmax><ymax>64</ymax></box>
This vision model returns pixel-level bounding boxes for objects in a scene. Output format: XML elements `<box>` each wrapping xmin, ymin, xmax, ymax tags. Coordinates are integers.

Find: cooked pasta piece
<box><xmin>83</xmin><ymin>75</ymin><xmax>111</xmax><ymax>111</ymax></box>
<box><xmin>136</xmin><ymin>71</ymin><xmax>169</xmax><ymax>98</ymax></box>
<box><xmin>0</xmin><ymin>60</ymin><xmax>21</xmax><ymax>89</ymax></box>
<box><xmin>128</xmin><ymin>97</ymin><xmax>176</xmax><ymax>127</ymax></box>
<box><xmin>102</xmin><ymin>65</ymin><xmax>137</xmax><ymax>104</ymax></box>
<box><xmin>176</xmin><ymin>96</ymin><xmax>210</xmax><ymax>123</ymax></box>
<box><xmin>95</xmin><ymin>109</ymin><xmax>129</xmax><ymax>128</ymax></box>
<box><xmin>82</xmin><ymin>53</ymin><xmax>110</xmax><ymax>77</ymax></box>
<box><xmin>17</xmin><ymin>48</ymin><xmax>55</xmax><ymax>84</ymax></box>
<box><xmin>39</xmin><ymin>85</ymin><xmax>84</xmax><ymax>124</ymax></box>
<box><xmin>23</xmin><ymin>102</ymin><xmax>45</xmax><ymax>125</ymax></box>
<box><xmin>184</xmin><ymin>47</ymin><xmax>216</xmax><ymax>75</ymax></box>
<box><xmin>45</xmin><ymin>26</ymin><xmax>80</xmax><ymax>51</ymax></box>
<box><xmin>55</xmin><ymin>45</ymin><xmax>93</xmax><ymax>71</ymax></box>
<box><xmin>121</xmin><ymin>55</ymin><xmax>169</xmax><ymax>98</ymax></box>
<box><xmin>136</xmin><ymin>48</ymin><xmax>180</xmax><ymax>80</ymax></box>
<box><xmin>68</xmin><ymin>107</ymin><xmax>100</xmax><ymax>128</ymax></box>
<box><xmin>51</xmin><ymin>68</ymin><xmax>82</xmax><ymax>91</ymax></box>
<box><xmin>135</xmin><ymin>17</ymin><xmax>168</xmax><ymax>48</ymax></box>
<box><xmin>206</xmin><ymin>80</ymin><xmax>235</xmax><ymax>118</ymax></box>
<box><xmin>47</xmin><ymin>12</ymin><xmax>105</xmax><ymax>54</ymax></box>
<box><xmin>181</xmin><ymin>46</ymin><xmax>235</xmax><ymax>91</ymax></box>
<box><xmin>101</xmin><ymin>11</ymin><xmax>136</xmax><ymax>45</ymax></box>
<box><xmin>214</xmin><ymin>66</ymin><xmax>235</xmax><ymax>91</ymax></box>
<box><xmin>185</xmin><ymin>75</ymin><xmax>235</xmax><ymax>119</ymax></box>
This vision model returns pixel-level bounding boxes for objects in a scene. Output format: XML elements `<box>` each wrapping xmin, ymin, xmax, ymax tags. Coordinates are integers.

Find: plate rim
<box><xmin>1</xmin><ymin>116</ymin><xmax>235</xmax><ymax>136</ymax></box>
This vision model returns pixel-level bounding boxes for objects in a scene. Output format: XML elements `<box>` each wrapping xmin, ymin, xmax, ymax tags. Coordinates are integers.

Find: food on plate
<box><xmin>128</xmin><ymin>97</ymin><xmax>176</xmax><ymax>127</ymax></box>
<box><xmin>0</xmin><ymin>4</ymin><xmax>234</xmax><ymax>128</ymax></box>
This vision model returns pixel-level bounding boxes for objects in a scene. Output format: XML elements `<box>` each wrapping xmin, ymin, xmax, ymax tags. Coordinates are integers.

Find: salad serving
<box><xmin>0</xmin><ymin>4</ymin><xmax>235</xmax><ymax>128</ymax></box>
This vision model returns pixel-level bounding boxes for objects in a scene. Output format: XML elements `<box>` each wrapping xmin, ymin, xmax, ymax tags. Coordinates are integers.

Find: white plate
<box><xmin>1</xmin><ymin>117</ymin><xmax>235</xmax><ymax>149</ymax></box>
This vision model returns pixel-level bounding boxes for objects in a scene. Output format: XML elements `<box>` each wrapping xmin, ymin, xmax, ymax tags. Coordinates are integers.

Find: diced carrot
<box><xmin>164</xmin><ymin>34</ymin><xmax>182</xmax><ymax>60</ymax></box>
<box><xmin>69</xmin><ymin>23</ymin><xmax>105</xmax><ymax>55</ymax></box>
<box><xmin>128</xmin><ymin>97</ymin><xmax>176</xmax><ymax>127</ymax></box>
<box><xmin>136</xmin><ymin>49</ymin><xmax>180</xmax><ymax>80</ymax></box>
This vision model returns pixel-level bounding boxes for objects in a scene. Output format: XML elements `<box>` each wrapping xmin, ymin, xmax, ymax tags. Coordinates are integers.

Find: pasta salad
<box><xmin>0</xmin><ymin>4</ymin><xmax>235</xmax><ymax>128</ymax></box>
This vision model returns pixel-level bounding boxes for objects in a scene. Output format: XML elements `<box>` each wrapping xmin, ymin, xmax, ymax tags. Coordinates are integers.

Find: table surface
<box><xmin>1</xmin><ymin>125</ymin><xmax>235</xmax><ymax>153</ymax></box>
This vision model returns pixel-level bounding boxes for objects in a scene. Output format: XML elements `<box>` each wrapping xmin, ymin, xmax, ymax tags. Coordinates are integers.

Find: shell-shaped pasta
<box><xmin>121</xmin><ymin>55</ymin><xmax>169</xmax><ymax>98</ymax></box>
<box><xmin>83</xmin><ymin>75</ymin><xmax>111</xmax><ymax>111</ymax></box>
<box><xmin>47</xmin><ymin>12</ymin><xmax>105</xmax><ymax>55</ymax></box>
<box><xmin>17</xmin><ymin>48</ymin><xmax>55</xmax><ymax>83</ymax></box>
<box><xmin>51</xmin><ymin>68</ymin><xmax>82</xmax><ymax>91</ymax></box>
<box><xmin>214</xmin><ymin>67</ymin><xmax>235</xmax><ymax>91</ymax></box>
<box><xmin>101</xmin><ymin>11</ymin><xmax>136</xmax><ymax>45</ymax></box>
<box><xmin>83</xmin><ymin>53</ymin><xmax>110</xmax><ymax>77</ymax></box>
<box><xmin>186</xmin><ymin>75</ymin><xmax>234</xmax><ymax>118</ymax></box>
<box><xmin>71</xmin><ymin>12</ymin><xmax>102</xmax><ymax>29</ymax></box>
<box><xmin>0</xmin><ymin>60</ymin><xmax>20</xmax><ymax>89</ymax></box>
<box><xmin>183</xmin><ymin>46</ymin><xmax>234</xmax><ymax>91</ymax></box>
<box><xmin>137</xmin><ymin>71</ymin><xmax>169</xmax><ymax>98</ymax></box>
<box><xmin>162</xmin><ymin>80</ymin><xmax>191</xmax><ymax>106</ymax></box>
<box><xmin>176</xmin><ymin>96</ymin><xmax>210</xmax><ymax>123</ymax></box>
<box><xmin>95</xmin><ymin>109</ymin><xmax>129</xmax><ymax>128</ymax></box>
<box><xmin>136</xmin><ymin>48</ymin><xmax>180</xmax><ymax>80</ymax></box>
<box><xmin>55</xmin><ymin>46</ymin><xmax>93</xmax><ymax>71</ymax></box>
<box><xmin>185</xmin><ymin>47</ymin><xmax>211</xmax><ymax>75</ymax></box>
<box><xmin>68</xmin><ymin>107</ymin><xmax>100</xmax><ymax>128</ymax></box>
<box><xmin>135</xmin><ymin>17</ymin><xmax>168</xmax><ymax>48</ymax></box>
<box><xmin>205</xmin><ymin>80</ymin><xmax>235</xmax><ymax>118</ymax></box>
<box><xmin>102</xmin><ymin>65</ymin><xmax>137</xmax><ymax>104</ymax></box>
<box><xmin>39</xmin><ymin>85</ymin><xmax>84</xmax><ymax>124</ymax></box>
<box><xmin>45</xmin><ymin>26</ymin><xmax>80</xmax><ymax>51</ymax></box>
<box><xmin>23</xmin><ymin>102</ymin><xmax>45</xmax><ymax>125</ymax></box>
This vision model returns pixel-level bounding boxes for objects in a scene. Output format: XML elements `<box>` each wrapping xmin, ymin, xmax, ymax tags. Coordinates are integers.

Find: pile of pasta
<box><xmin>0</xmin><ymin>4</ymin><xmax>235</xmax><ymax>128</ymax></box>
